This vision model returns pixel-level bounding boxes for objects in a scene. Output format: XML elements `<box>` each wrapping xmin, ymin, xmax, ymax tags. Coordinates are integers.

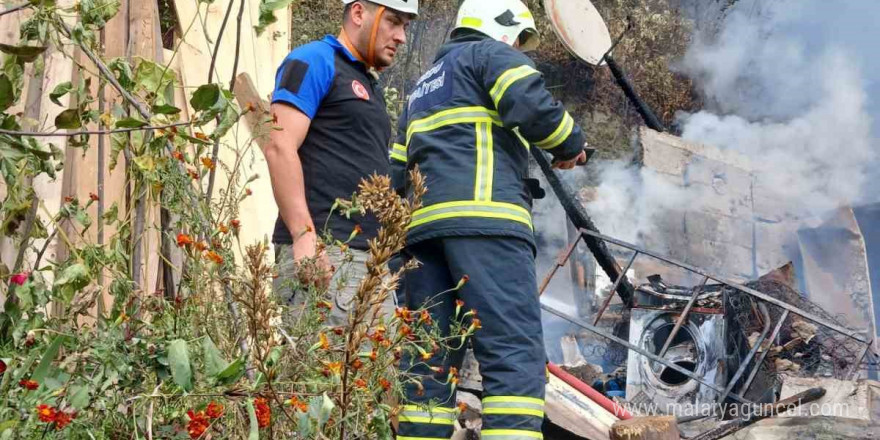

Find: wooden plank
<box><xmin>56</xmin><ymin>2</ymin><xmax>132</xmax><ymax>318</ymax></box>
<box><xmin>56</xmin><ymin>0</ymin><xmax>164</xmax><ymax>318</ymax></box>
<box><xmin>233</xmin><ymin>72</ymin><xmax>270</xmax><ymax>151</ymax></box>
<box><xmin>128</xmin><ymin>0</ymin><xmax>164</xmax><ymax>301</ymax></box>
<box><xmin>546</xmin><ymin>373</ymin><xmax>619</xmax><ymax>440</ymax></box>
<box><xmin>0</xmin><ymin>3</ymin><xmax>72</xmax><ymax>276</ymax></box>
<box><xmin>173</xmin><ymin>0</ymin><xmax>289</xmax><ymax>255</ymax></box>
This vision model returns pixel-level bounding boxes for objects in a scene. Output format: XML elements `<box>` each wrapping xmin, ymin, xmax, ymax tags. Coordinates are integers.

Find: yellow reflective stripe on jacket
<box><xmin>398</xmin><ymin>437</ymin><xmax>451</xmax><ymax>440</ymax></box>
<box><xmin>534</xmin><ymin>112</ymin><xmax>574</xmax><ymax>150</ymax></box>
<box><xmin>401</xmin><ymin>405</ymin><xmax>456</xmax><ymax>414</ymax></box>
<box><xmin>399</xmin><ymin>405</ymin><xmax>457</xmax><ymax>425</ymax></box>
<box><xmin>390</xmin><ymin>142</ymin><xmax>407</xmax><ymax>162</ymax></box>
<box><xmin>482</xmin><ymin>396</ymin><xmax>545</xmax><ymax>418</ymax></box>
<box><xmin>398</xmin><ymin>415</ymin><xmax>455</xmax><ymax>425</ymax></box>
<box><xmin>407</xmin><ymin>106</ymin><xmax>502</xmax><ymax>146</ymax></box>
<box><xmin>409</xmin><ymin>201</ymin><xmax>532</xmax><ymax>230</ymax></box>
<box><xmin>482</xmin><ymin>396</ymin><xmax>545</xmax><ymax>405</ymax></box>
<box><xmin>490</xmin><ymin>65</ymin><xmax>540</xmax><ymax>108</ymax></box>
<box><xmin>473</xmin><ymin>122</ymin><xmax>494</xmax><ymax>201</ymax></box>
<box><xmin>482</xmin><ymin>429</ymin><xmax>543</xmax><ymax>439</ymax></box>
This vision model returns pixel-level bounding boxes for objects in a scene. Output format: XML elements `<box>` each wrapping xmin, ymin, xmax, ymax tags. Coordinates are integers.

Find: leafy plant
<box><xmin>0</xmin><ymin>2</ymin><xmax>468</xmax><ymax>438</ymax></box>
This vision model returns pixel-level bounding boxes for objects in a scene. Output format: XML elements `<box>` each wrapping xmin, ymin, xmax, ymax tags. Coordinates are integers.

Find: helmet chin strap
<box><xmin>367</xmin><ymin>6</ymin><xmax>387</xmax><ymax>68</ymax></box>
<box><xmin>339</xmin><ymin>5</ymin><xmax>387</xmax><ymax>70</ymax></box>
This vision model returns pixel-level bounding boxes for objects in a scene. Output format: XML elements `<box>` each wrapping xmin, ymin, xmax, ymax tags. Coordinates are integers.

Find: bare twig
<box><xmin>205</xmin><ymin>0</ymin><xmax>246</xmax><ymax>204</ymax></box>
<box><xmin>33</xmin><ymin>228</ymin><xmax>59</xmax><ymax>271</ymax></box>
<box><xmin>9</xmin><ymin>198</ymin><xmax>39</xmax><ymax>282</ymax></box>
<box><xmin>207</xmin><ymin>0</ymin><xmax>238</xmax><ymax>83</ymax></box>
<box><xmin>228</xmin><ymin>0</ymin><xmax>246</xmax><ymax>94</ymax></box>
<box><xmin>0</xmin><ymin>2</ymin><xmax>29</xmax><ymax>18</ymax></box>
<box><xmin>96</xmin><ymin>26</ymin><xmax>107</xmax><ymax>314</ymax></box>
<box><xmin>0</xmin><ymin>121</ymin><xmax>193</xmax><ymax>137</ymax></box>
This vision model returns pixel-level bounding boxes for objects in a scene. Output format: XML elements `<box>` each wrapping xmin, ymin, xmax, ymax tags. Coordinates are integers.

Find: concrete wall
<box><xmin>634</xmin><ymin>128</ymin><xmax>878</xmax><ymax>348</ymax></box>
<box><xmin>635</xmin><ymin>127</ymin><xmax>798</xmax><ymax>281</ymax></box>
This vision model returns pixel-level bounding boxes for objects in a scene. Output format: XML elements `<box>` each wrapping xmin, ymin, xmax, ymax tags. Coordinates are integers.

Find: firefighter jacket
<box><xmin>391</xmin><ymin>33</ymin><xmax>586</xmax><ymax>249</ymax></box>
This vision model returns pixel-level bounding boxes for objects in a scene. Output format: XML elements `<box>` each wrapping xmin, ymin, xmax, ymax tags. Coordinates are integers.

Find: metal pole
<box><xmin>539</xmin><ymin>235</ymin><xmax>582</xmax><ymax>296</ymax></box>
<box><xmin>738</xmin><ymin>309</ymin><xmax>790</xmax><ymax>397</ymax></box>
<box><xmin>593</xmin><ymin>251</ymin><xmax>638</xmax><ymax>325</ymax></box>
<box><xmin>658</xmin><ymin>276</ymin><xmax>710</xmax><ymax>357</ymax></box>
<box><xmin>541</xmin><ymin>303</ymin><xmax>754</xmax><ymax>405</ymax></box>
<box><xmin>847</xmin><ymin>341</ymin><xmax>873</xmax><ymax>380</ymax></box>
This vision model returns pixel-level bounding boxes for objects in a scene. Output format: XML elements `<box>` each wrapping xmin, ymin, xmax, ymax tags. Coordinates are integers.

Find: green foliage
<box><xmin>167</xmin><ymin>339</ymin><xmax>194</xmax><ymax>392</ymax></box>
<box><xmin>48</xmin><ymin>81</ymin><xmax>73</xmax><ymax>106</ymax></box>
<box><xmin>0</xmin><ymin>3</ymin><xmax>476</xmax><ymax>438</ymax></box>
<box><xmin>255</xmin><ymin>0</ymin><xmax>295</xmax><ymax>36</ymax></box>
<box><xmin>191</xmin><ymin>83</ymin><xmax>240</xmax><ymax>139</ymax></box>
<box><xmin>53</xmin><ymin>108</ymin><xmax>81</xmax><ymax>129</ymax></box>
<box><xmin>0</xmin><ymin>75</ymin><xmax>13</xmax><ymax>111</ymax></box>
<box><xmin>79</xmin><ymin>0</ymin><xmax>121</xmax><ymax>30</ymax></box>
<box><xmin>0</xmin><ymin>44</ymin><xmax>47</xmax><ymax>63</ymax></box>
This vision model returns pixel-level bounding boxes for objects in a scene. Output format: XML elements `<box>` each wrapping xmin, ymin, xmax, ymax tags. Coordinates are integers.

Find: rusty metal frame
<box><xmin>578</xmin><ymin>228</ymin><xmax>870</xmax><ymax>344</ymax></box>
<box><xmin>538</xmin><ymin>227</ymin><xmax>876</xmax><ymax>400</ymax></box>
<box><xmin>593</xmin><ymin>251</ymin><xmax>638</xmax><ymax>325</ymax></box>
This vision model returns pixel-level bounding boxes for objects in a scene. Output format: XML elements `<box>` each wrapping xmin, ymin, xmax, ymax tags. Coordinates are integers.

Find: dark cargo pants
<box><xmin>398</xmin><ymin>237</ymin><xmax>546</xmax><ymax>440</ymax></box>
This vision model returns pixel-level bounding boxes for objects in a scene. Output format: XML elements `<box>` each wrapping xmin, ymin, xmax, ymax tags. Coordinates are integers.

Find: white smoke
<box><xmin>583</xmin><ymin>0</ymin><xmax>880</xmax><ymax>250</ymax></box>
<box><xmin>679</xmin><ymin>0</ymin><xmax>879</xmax><ymax>214</ymax></box>
<box><xmin>586</xmin><ymin>161</ymin><xmax>694</xmax><ymax>245</ymax></box>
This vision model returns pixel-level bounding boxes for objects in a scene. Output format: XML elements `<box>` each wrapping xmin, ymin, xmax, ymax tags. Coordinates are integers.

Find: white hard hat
<box><xmin>453</xmin><ymin>0</ymin><xmax>540</xmax><ymax>51</ymax></box>
<box><xmin>342</xmin><ymin>0</ymin><xmax>419</xmax><ymax>17</ymax></box>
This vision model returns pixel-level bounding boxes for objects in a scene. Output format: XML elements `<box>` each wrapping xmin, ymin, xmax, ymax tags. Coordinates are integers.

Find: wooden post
<box><xmin>610</xmin><ymin>416</ymin><xmax>681</xmax><ymax>440</ymax></box>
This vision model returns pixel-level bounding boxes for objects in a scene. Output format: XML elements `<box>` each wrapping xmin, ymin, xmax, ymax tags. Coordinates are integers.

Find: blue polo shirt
<box><xmin>271</xmin><ymin>35</ymin><xmax>391</xmax><ymax>250</ymax></box>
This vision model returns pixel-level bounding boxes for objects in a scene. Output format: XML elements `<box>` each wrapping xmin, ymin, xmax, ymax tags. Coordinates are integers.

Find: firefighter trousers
<box><xmin>398</xmin><ymin>236</ymin><xmax>546</xmax><ymax>439</ymax></box>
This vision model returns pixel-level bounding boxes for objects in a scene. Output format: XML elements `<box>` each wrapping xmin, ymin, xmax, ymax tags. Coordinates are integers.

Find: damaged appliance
<box><xmin>626</xmin><ymin>307</ymin><xmax>727</xmax><ymax>415</ymax></box>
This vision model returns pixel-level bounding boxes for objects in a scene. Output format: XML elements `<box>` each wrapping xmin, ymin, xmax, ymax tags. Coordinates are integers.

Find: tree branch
<box><xmin>204</xmin><ymin>0</ymin><xmax>245</xmax><ymax>204</ymax></box>
<box><xmin>0</xmin><ymin>2</ymin><xmax>29</xmax><ymax>18</ymax></box>
<box><xmin>0</xmin><ymin>121</ymin><xmax>193</xmax><ymax>137</ymax></box>
<box><xmin>207</xmin><ymin>0</ymin><xmax>237</xmax><ymax>84</ymax></box>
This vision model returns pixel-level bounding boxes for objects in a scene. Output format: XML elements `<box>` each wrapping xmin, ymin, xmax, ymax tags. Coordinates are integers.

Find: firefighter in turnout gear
<box><xmin>391</xmin><ymin>0</ymin><xmax>588</xmax><ymax>438</ymax></box>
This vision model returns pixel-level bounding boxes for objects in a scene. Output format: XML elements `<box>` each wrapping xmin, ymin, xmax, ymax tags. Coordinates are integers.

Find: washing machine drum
<box><xmin>626</xmin><ymin>309</ymin><xmax>726</xmax><ymax>414</ymax></box>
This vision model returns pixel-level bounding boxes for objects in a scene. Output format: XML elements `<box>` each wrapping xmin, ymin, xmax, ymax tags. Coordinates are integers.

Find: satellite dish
<box><xmin>543</xmin><ymin>0</ymin><xmax>613</xmax><ymax>66</ymax></box>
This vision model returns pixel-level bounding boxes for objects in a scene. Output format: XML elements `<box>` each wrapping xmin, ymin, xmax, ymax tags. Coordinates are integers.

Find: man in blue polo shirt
<box><xmin>267</xmin><ymin>0</ymin><xmax>417</xmax><ymax>325</ymax></box>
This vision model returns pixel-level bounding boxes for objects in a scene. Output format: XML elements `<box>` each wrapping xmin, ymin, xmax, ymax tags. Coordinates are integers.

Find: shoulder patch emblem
<box><xmin>281</xmin><ymin>60</ymin><xmax>309</xmax><ymax>94</ymax></box>
<box><xmin>352</xmin><ymin>80</ymin><xmax>370</xmax><ymax>101</ymax></box>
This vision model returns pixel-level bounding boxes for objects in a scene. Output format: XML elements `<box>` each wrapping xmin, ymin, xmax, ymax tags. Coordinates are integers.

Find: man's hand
<box><xmin>552</xmin><ymin>150</ymin><xmax>589</xmax><ymax>170</ymax></box>
<box><xmin>265</xmin><ymin>103</ymin><xmax>334</xmax><ymax>287</ymax></box>
<box><xmin>292</xmin><ymin>230</ymin><xmax>333</xmax><ymax>289</ymax></box>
